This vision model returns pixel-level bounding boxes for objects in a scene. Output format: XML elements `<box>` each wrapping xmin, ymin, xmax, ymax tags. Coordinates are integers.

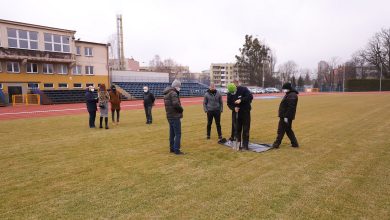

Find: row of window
<box><xmin>0</xmin><ymin>62</ymin><xmax>94</xmax><ymax>75</ymax></box>
<box><xmin>26</xmin><ymin>83</ymin><xmax>96</xmax><ymax>89</ymax></box>
<box><xmin>6</xmin><ymin>28</ymin><xmax>93</xmax><ymax>56</ymax></box>
<box><xmin>0</xmin><ymin>83</ymin><xmax>97</xmax><ymax>90</ymax></box>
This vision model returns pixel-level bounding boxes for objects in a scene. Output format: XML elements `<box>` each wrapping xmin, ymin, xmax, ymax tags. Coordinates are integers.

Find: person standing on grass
<box><xmin>85</xmin><ymin>86</ymin><xmax>98</xmax><ymax>128</ymax></box>
<box><xmin>227</xmin><ymin>80</ymin><xmax>253</xmax><ymax>150</ymax></box>
<box><xmin>98</xmin><ymin>84</ymin><xmax>110</xmax><ymax>129</ymax></box>
<box><xmin>109</xmin><ymin>85</ymin><xmax>121</xmax><ymax>125</ymax></box>
<box><xmin>203</xmin><ymin>83</ymin><xmax>223</xmax><ymax>141</ymax></box>
<box><xmin>272</xmin><ymin>82</ymin><xmax>299</xmax><ymax>148</ymax></box>
<box><xmin>163</xmin><ymin>79</ymin><xmax>184</xmax><ymax>155</ymax></box>
<box><xmin>143</xmin><ymin>86</ymin><xmax>155</xmax><ymax>124</ymax></box>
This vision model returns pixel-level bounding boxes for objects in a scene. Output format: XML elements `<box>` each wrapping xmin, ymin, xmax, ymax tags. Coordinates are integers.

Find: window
<box><xmin>7</xmin><ymin>28</ymin><xmax>38</xmax><ymax>50</ymax></box>
<box><xmin>85</xmin><ymin>66</ymin><xmax>94</xmax><ymax>75</ymax></box>
<box><xmin>84</xmin><ymin>47</ymin><xmax>93</xmax><ymax>56</ymax></box>
<box><xmin>58</xmin><ymin>83</ymin><xmax>68</xmax><ymax>88</ymax></box>
<box><xmin>72</xmin><ymin>65</ymin><xmax>82</xmax><ymax>75</ymax></box>
<box><xmin>44</xmin><ymin>33</ymin><xmax>70</xmax><ymax>53</ymax></box>
<box><xmin>76</xmin><ymin>46</ymin><xmax>81</xmax><ymax>55</ymax></box>
<box><xmin>86</xmin><ymin>83</ymin><xmax>94</xmax><ymax>88</ymax></box>
<box><xmin>57</xmin><ymin>64</ymin><xmax>68</xmax><ymax>74</ymax></box>
<box><xmin>26</xmin><ymin>63</ymin><xmax>38</xmax><ymax>73</ymax></box>
<box><xmin>43</xmin><ymin>64</ymin><xmax>54</xmax><ymax>74</ymax></box>
<box><xmin>44</xmin><ymin>83</ymin><xmax>54</xmax><ymax>88</ymax></box>
<box><xmin>73</xmin><ymin>83</ymin><xmax>82</xmax><ymax>88</ymax></box>
<box><xmin>7</xmin><ymin>62</ymin><xmax>20</xmax><ymax>73</ymax></box>
<box><xmin>28</xmin><ymin>83</ymin><xmax>39</xmax><ymax>89</ymax></box>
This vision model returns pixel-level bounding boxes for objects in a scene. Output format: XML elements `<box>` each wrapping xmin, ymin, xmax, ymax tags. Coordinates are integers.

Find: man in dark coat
<box><xmin>227</xmin><ymin>80</ymin><xmax>253</xmax><ymax>150</ymax></box>
<box><xmin>143</xmin><ymin>86</ymin><xmax>155</xmax><ymax>124</ymax></box>
<box><xmin>163</xmin><ymin>80</ymin><xmax>184</xmax><ymax>155</ymax></box>
<box><xmin>85</xmin><ymin>86</ymin><xmax>98</xmax><ymax>128</ymax></box>
<box><xmin>272</xmin><ymin>82</ymin><xmax>299</xmax><ymax>148</ymax></box>
<box><xmin>203</xmin><ymin>83</ymin><xmax>223</xmax><ymax>140</ymax></box>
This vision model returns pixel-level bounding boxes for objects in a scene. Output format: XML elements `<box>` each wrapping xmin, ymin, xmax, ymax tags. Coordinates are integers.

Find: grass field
<box><xmin>1</xmin><ymin>93</ymin><xmax>390</xmax><ymax>219</ymax></box>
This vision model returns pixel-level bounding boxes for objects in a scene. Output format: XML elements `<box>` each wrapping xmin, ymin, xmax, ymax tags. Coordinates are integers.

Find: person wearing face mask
<box><xmin>227</xmin><ymin>80</ymin><xmax>253</xmax><ymax>150</ymax></box>
<box><xmin>85</xmin><ymin>86</ymin><xmax>98</xmax><ymax>128</ymax></box>
<box><xmin>272</xmin><ymin>82</ymin><xmax>299</xmax><ymax>148</ymax></box>
<box><xmin>143</xmin><ymin>86</ymin><xmax>155</xmax><ymax>124</ymax></box>
<box><xmin>109</xmin><ymin>85</ymin><xmax>121</xmax><ymax>125</ymax></box>
<box><xmin>98</xmin><ymin>84</ymin><xmax>110</xmax><ymax>129</ymax></box>
<box><xmin>203</xmin><ymin>83</ymin><xmax>223</xmax><ymax>140</ymax></box>
<box><xmin>163</xmin><ymin>79</ymin><xmax>184</xmax><ymax>155</ymax></box>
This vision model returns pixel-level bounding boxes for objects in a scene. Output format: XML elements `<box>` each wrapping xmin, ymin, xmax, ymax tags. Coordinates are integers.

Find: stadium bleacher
<box><xmin>41</xmin><ymin>89</ymin><xmax>98</xmax><ymax>104</ymax></box>
<box><xmin>113</xmin><ymin>82</ymin><xmax>208</xmax><ymax>99</ymax></box>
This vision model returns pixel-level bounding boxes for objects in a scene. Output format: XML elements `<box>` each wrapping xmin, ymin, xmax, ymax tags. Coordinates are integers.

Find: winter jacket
<box><xmin>85</xmin><ymin>90</ymin><xmax>98</xmax><ymax>112</ymax></box>
<box><xmin>98</xmin><ymin>91</ymin><xmax>110</xmax><ymax>106</ymax></box>
<box><xmin>109</xmin><ymin>90</ymin><xmax>121</xmax><ymax>110</ymax></box>
<box><xmin>143</xmin><ymin>91</ymin><xmax>155</xmax><ymax>107</ymax></box>
<box><xmin>203</xmin><ymin>89</ymin><xmax>223</xmax><ymax>112</ymax></box>
<box><xmin>163</xmin><ymin>87</ymin><xmax>183</xmax><ymax>119</ymax></box>
<box><xmin>227</xmin><ymin>86</ymin><xmax>253</xmax><ymax>112</ymax></box>
<box><xmin>278</xmin><ymin>90</ymin><xmax>299</xmax><ymax>120</ymax></box>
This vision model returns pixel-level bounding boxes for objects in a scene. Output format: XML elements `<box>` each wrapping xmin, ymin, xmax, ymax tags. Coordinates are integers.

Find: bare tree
<box><xmin>278</xmin><ymin>60</ymin><xmax>298</xmax><ymax>84</ymax></box>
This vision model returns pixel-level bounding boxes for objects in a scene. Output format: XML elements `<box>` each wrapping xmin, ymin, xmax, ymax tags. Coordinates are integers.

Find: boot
<box><xmin>99</xmin><ymin>117</ymin><xmax>103</xmax><ymax>128</ymax></box>
<box><xmin>105</xmin><ymin>117</ymin><xmax>109</xmax><ymax>129</ymax></box>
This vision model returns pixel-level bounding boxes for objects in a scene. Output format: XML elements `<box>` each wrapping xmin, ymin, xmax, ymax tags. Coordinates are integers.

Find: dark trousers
<box><xmin>274</xmin><ymin>118</ymin><xmax>298</xmax><ymax>146</ymax></box>
<box><xmin>236</xmin><ymin>110</ymin><xmax>251</xmax><ymax>149</ymax></box>
<box><xmin>88</xmin><ymin>111</ymin><xmax>96</xmax><ymax>128</ymax></box>
<box><xmin>168</xmin><ymin>118</ymin><xmax>181</xmax><ymax>153</ymax></box>
<box><xmin>207</xmin><ymin>110</ymin><xmax>222</xmax><ymax>138</ymax></box>
<box><xmin>144</xmin><ymin>105</ymin><xmax>153</xmax><ymax>123</ymax></box>
<box><xmin>111</xmin><ymin>109</ymin><xmax>120</xmax><ymax>122</ymax></box>
<box><xmin>230</xmin><ymin>111</ymin><xmax>237</xmax><ymax>140</ymax></box>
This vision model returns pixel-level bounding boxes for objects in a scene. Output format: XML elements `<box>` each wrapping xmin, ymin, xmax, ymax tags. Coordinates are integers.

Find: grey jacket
<box><xmin>163</xmin><ymin>87</ymin><xmax>183</xmax><ymax>119</ymax></box>
<box><xmin>203</xmin><ymin>89</ymin><xmax>223</xmax><ymax>112</ymax></box>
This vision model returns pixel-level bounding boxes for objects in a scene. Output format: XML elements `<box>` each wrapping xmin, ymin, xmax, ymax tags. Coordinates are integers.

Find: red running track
<box><xmin>0</xmin><ymin>92</ymin><xmax>388</xmax><ymax>121</ymax></box>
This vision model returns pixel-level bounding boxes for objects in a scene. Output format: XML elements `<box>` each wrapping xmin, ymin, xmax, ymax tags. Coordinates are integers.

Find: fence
<box><xmin>12</xmin><ymin>94</ymin><xmax>40</xmax><ymax>106</ymax></box>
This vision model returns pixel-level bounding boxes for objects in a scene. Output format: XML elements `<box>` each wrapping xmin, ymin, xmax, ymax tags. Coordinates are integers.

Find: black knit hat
<box><xmin>282</xmin><ymin>82</ymin><xmax>292</xmax><ymax>90</ymax></box>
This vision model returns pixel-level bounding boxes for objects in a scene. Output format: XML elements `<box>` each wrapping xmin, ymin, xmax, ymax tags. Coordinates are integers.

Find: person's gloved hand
<box><xmin>235</xmin><ymin>99</ymin><xmax>241</xmax><ymax>104</ymax></box>
<box><xmin>284</xmin><ymin>118</ymin><xmax>289</xmax><ymax>123</ymax></box>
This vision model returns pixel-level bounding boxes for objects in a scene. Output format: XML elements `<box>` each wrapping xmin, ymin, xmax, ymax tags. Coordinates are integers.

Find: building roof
<box><xmin>0</xmin><ymin>19</ymin><xmax>76</xmax><ymax>33</ymax></box>
<box><xmin>75</xmin><ymin>40</ymin><xmax>108</xmax><ymax>46</ymax></box>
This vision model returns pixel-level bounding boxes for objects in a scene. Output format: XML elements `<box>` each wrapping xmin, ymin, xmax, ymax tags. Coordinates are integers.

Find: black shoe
<box><xmin>105</xmin><ymin>127</ymin><xmax>109</xmax><ymax>129</ymax></box>
<box><xmin>99</xmin><ymin>126</ymin><xmax>103</xmax><ymax>129</ymax></box>
<box><xmin>291</xmin><ymin>144</ymin><xmax>299</xmax><ymax>148</ymax></box>
<box><xmin>174</xmin><ymin>151</ymin><xmax>185</xmax><ymax>155</ymax></box>
<box><xmin>228</xmin><ymin>137</ymin><xmax>234</xmax><ymax>142</ymax></box>
<box><xmin>90</xmin><ymin>126</ymin><xmax>95</xmax><ymax>128</ymax></box>
<box><xmin>170</xmin><ymin>149</ymin><xmax>174</xmax><ymax>153</ymax></box>
<box><xmin>207</xmin><ymin>136</ymin><xmax>210</xmax><ymax>140</ymax></box>
<box><xmin>272</xmin><ymin>143</ymin><xmax>280</xmax><ymax>148</ymax></box>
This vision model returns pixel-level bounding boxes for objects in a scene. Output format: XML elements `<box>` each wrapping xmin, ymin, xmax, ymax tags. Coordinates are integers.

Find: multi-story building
<box><xmin>210</xmin><ymin>63</ymin><xmax>239</xmax><ymax>87</ymax></box>
<box><xmin>0</xmin><ymin>19</ymin><xmax>109</xmax><ymax>101</ymax></box>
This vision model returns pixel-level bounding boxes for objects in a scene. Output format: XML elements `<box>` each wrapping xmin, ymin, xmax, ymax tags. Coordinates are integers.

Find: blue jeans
<box><xmin>168</xmin><ymin>118</ymin><xmax>181</xmax><ymax>153</ymax></box>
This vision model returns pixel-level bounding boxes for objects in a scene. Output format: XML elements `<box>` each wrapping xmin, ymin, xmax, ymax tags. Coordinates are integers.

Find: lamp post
<box><xmin>343</xmin><ymin>64</ymin><xmax>345</xmax><ymax>92</ymax></box>
<box><xmin>380</xmin><ymin>63</ymin><xmax>383</xmax><ymax>92</ymax></box>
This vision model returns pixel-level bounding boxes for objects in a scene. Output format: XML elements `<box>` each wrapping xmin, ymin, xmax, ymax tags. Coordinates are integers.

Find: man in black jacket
<box><xmin>85</xmin><ymin>86</ymin><xmax>98</xmax><ymax>128</ymax></box>
<box><xmin>143</xmin><ymin>86</ymin><xmax>155</xmax><ymax>124</ymax></box>
<box><xmin>272</xmin><ymin>82</ymin><xmax>299</xmax><ymax>148</ymax></box>
<box><xmin>227</xmin><ymin>80</ymin><xmax>253</xmax><ymax>150</ymax></box>
<box><xmin>163</xmin><ymin>80</ymin><xmax>184</xmax><ymax>155</ymax></box>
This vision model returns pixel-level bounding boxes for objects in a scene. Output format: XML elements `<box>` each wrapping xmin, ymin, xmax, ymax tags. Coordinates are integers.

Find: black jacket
<box><xmin>163</xmin><ymin>87</ymin><xmax>183</xmax><ymax>119</ymax></box>
<box><xmin>85</xmin><ymin>90</ymin><xmax>98</xmax><ymax>112</ymax></box>
<box><xmin>143</xmin><ymin>91</ymin><xmax>155</xmax><ymax>107</ymax></box>
<box><xmin>278</xmin><ymin>90</ymin><xmax>299</xmax><ymax>120</ymax></box>
<box><xmin>227</xmin><ymin>86</ymin><xmax>253</xmax><ymax>112</ymax></box>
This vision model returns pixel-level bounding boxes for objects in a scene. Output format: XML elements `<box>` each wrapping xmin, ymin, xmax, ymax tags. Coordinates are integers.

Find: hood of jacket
<box><xmin>163</xmin><ymin>86</ymin><xmax>177</xmax><ymax>95</ymax></box>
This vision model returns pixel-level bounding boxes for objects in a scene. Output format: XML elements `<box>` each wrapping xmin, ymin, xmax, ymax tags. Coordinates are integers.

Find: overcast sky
<box><xmin>2</xmin><ymin>0</ymin><xmax>389</xmax><ymax>72</ymax></box>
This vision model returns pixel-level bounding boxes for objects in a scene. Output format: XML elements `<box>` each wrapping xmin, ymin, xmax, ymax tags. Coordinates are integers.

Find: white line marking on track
<box><xmin>0</xmin><ymin>100</ymin><xmax>204</xmax><ymax>116</ymax></box>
